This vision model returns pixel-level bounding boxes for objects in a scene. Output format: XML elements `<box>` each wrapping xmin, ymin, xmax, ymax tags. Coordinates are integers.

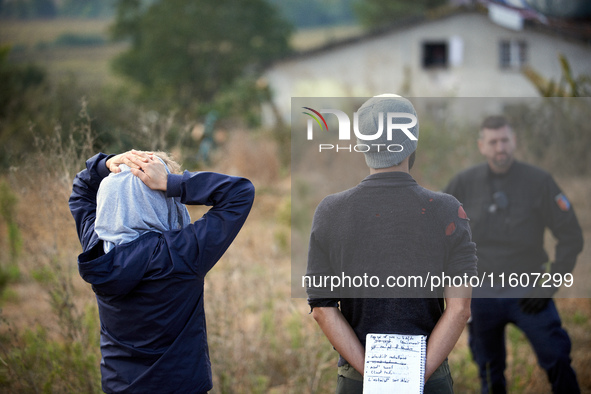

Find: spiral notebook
<box><xmin>363</xmin><ymin>333</ymin><xmax>427</xmax><ymax>394</ymax></box>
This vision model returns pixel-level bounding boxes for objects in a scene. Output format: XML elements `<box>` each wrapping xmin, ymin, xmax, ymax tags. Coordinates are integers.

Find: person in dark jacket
<box><xmin>306</xmin><ymin>95</ymin><xmax>476</xmax><ymax>393</ymax></box>
<box><xmin>444</xmin><ymin>116</ymin><xmax>584</xmax><ymax>394</ymax></box>
<box><xmin>69</xmin><ymin>150</ymin><xmax>255</xmax><ymax>393</ymax></box>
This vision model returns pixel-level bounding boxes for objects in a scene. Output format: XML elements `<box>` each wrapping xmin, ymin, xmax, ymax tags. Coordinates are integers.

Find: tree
<box><xmin>0</xmin><ymin>45</ymin><xmax>47</xmax><ymax>167</ymax></box>
<box><xmin>0</xmin><ymin>46</ymin><xmax>46</xmax><ymax>119</ymax></box>
<box><xmin>110</xmin><ymin>0</ymin><xmax>292</xmax><ymax>111</ymax></box>
<box><xmin>353</xmin><ymin>0</ymin><xmax>446</xmax><ymax>29</ymax></box>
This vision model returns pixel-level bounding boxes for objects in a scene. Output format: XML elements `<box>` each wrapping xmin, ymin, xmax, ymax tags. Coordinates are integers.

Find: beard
<box><xmin>492</xmin><ymin>152</ymin><xmax>513</xmax><ymax>170</ymax></box>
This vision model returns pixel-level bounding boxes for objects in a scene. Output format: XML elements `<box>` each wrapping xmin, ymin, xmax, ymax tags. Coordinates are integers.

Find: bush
<box><xmin>0</xmin><ymin>280</ymin><xmax>101</xmax><ymax>392</ymax></box>
<box><xmin>505</xmin><ymin>98</ymin><xmax>591</xmax><ymax>176</ymax></box>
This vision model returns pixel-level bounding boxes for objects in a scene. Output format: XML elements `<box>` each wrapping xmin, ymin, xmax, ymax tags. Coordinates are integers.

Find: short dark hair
<box><xmin>481</xmin><ymin>115</ymin><xmax>509</xmax><ymax>130</ymax></box>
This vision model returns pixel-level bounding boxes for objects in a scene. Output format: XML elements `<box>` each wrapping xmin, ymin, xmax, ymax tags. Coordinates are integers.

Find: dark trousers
<box><xmin>469</xmin><ymin>298</ymin><xmax>580</xmax><ymax>394</ymax></box>
<box><xmin>336</xmin><ymin>359</ymin><xmax>453</xmax><ymax>394</ymax></box>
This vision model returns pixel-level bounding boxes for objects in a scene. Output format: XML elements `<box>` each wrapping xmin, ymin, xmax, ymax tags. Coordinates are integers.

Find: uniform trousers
<box><xmin>469</xmin><ymin>297</ymin><xmax>579</xmax><ymax>394</ymax></box>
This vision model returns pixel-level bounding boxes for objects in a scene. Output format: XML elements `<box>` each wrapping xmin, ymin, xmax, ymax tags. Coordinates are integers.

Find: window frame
<box><xmin>499</xmin><ymin>39</ymin><xmax>528</xmax><ymax>70</ymax></box>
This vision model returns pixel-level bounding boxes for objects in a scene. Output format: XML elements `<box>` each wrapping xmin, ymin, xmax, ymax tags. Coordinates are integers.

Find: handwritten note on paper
<box><xmin>363</xmin><ymin>333</ymin><xmax>427</xmax><ymax>394</ymax></box>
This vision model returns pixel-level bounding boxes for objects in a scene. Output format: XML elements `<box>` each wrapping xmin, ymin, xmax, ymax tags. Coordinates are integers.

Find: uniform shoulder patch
<box><xmin>555</xmin><ymin>193</ymin><xmax>571</xmax><ymax>212</ymax></box>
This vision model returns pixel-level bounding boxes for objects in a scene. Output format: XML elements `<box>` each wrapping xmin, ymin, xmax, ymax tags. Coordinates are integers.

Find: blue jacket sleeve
<box><xmin>165</xmin><ymin>171</ymin><xmax>255</xmax><ymax>277</ymax></box>
<box><xmin>68</xmin><ymin>153</ymin><xmax>113</xmax><ymax>252</ymax></box>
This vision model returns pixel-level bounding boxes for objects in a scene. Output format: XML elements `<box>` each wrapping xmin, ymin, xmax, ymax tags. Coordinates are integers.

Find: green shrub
<box><xmin>0</xmin><ymin>258</ymin><xmax>101</xmax><ymax>392</ymax></box>
<box><xmin>0</xmin><ymin>323</ymin><xmax>101</xmax><ymax>393</ymax></box>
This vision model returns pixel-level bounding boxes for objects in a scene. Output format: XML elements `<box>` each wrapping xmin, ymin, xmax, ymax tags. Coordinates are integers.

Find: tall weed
<box><xmin>0</xmin><ymin>180</ymin><xmax>22</xmax><ymax>297</ymax></box>
<box><xmin>0</xmin><ymin>257</ymin><xmax>101</xmax><ymax>393</ymax></box>
<box><xmin>0</xmin><ymin>105</ymin><xmax>101</xmax><ymax>392</ymax></box>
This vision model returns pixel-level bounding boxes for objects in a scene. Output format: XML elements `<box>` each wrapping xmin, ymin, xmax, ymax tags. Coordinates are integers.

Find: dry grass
<box><xmin>211</xmin><ymin>129</ymin><xmax>282</xmax><ymax>186</ymax></box>
<box><xmin>27</xmin><ymin>44</ymin><xmax>128</xmax><ymax>87</ymax></box>
<box><xmin>1</xmin><ymin>129</ymin><xmax>590</xmax><ymax>393</ymax></box>
<box><xmin>0</xmin><ymin>18</ymin><xmax>127</xmax><ymax>88</ymax></box>
<box><xmin>0</xmin><ymin>18</ymin><xmax>112</xmax><ymax>48</ymax></box>
<box><xmin>0</xmin><ymin>129</ymin><xmax>335</xmax><ymax>393</ymax></box>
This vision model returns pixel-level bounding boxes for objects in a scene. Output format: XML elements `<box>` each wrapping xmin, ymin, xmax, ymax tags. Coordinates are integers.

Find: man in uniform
<box><xmin>444</xmin><ymin>115</ymin><xmax>584</xmax><ymax>393</ymax></box>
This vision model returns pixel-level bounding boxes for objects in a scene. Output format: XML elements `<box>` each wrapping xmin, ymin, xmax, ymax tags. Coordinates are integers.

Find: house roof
<box><xmin>276</xmin><ymin>4</ymin><xmax>590</xmax><ymax>65</ymax></box>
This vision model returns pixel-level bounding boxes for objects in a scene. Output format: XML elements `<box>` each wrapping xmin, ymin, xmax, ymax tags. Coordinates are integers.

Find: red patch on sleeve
<box><xmin>458</xmin><ymin>206</ymin><xmax>467</xmax><ymax>219</ymax></box>
<box><xmin>555</xmin><ymin>193</ymin><xmax>571</xmax><ymax>212</ymax></box>
<box><xmin>445</xmin><ymin>222</ymin><xmax>456</xmax><ymax>236</ymax></box>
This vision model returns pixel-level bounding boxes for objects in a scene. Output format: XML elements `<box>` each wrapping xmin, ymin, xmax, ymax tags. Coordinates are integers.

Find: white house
<box><xmin>263</xmin><ymin>6</ymin><xmax>591</xmax><ymax>124</ymax></box>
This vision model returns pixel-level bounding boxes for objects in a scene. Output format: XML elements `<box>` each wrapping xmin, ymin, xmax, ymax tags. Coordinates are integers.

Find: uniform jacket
<box><xmin>444</xmin><ymin>161</ymin><xmax>583</xmax><ymax>276</ymax></box>
<box><xmin>69</xmin><ymin>153</ymin><xmax>254</xmax><ymax>393</ymax></box>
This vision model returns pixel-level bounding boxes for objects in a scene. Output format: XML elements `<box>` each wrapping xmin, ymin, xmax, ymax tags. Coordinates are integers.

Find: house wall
<box><xmin>264</xmin><ymin>12</ymin><xmax>591</xmax><ymax>124</ymax></box>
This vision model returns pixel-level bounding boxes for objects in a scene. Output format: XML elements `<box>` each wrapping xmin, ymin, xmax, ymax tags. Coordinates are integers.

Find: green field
<box><xmin>0</xmin><ymin>18</ymin><xmax>127</xmax><ymax>87</ymax></box>
<box><xmin>0</xmin><ymin>18</ymin><xmax>364</xmax><ymax>89</ymax></box>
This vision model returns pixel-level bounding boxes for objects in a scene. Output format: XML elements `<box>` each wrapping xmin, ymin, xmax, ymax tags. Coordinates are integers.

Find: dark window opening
<box><xmin>423</xmin><ymin>42</ymin><xmax>448</xmax><ymax>69</ymax></box>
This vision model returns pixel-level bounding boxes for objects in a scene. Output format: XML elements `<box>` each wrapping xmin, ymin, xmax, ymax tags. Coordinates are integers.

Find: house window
<box><xmin>499</xmin><ymin>40</ymin><xmax>527</xmax><ymax>69</ymax></box>
<box><xmin>422</xmin><ymin>42</ymin><xmax>448</xmax><ymax>69</ymax></box>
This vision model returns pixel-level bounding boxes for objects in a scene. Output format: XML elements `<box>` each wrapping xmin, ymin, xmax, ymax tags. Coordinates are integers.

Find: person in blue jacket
<box><xmin>69</xmin><ymin>150</ymin><xmax>255</xmax><ymax>393</ymax></box>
